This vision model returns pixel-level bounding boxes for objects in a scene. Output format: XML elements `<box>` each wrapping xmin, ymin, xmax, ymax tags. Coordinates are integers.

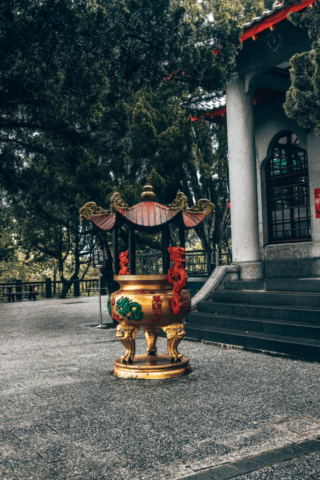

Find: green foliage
<box><xmin>0</xmin><ymin>0</ymin><xmax>241</xmax><ymax>293</ymax></box>
<box><xmin>284</xmin><ymin>1</ymin><xmax>320</xmax><ymax>134</ymax></box>
<box><xmin>0</xmin><ymin>0</ymin><xmax>276</xmax><ymax>288</ymax></box>
<box><xmin>0</xmin><ymin>197</ymin><xmax>15</xmax><ymax>263</ymax></box>
<box><xmin>122</xmin><ymin>85</ymin><xmax>230</xmax><ymax>250</ymax></box>
<box><xmin>210</xmin><ymin>0</ymin><xmax>267</xmax><ymax>25</ymax></box>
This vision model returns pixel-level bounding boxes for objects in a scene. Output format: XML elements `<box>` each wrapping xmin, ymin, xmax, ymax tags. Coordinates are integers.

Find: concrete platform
<box><xmin>1</xmin><ymin>297</ymin><xmax>320</xmax><ymax>479</ymax></box>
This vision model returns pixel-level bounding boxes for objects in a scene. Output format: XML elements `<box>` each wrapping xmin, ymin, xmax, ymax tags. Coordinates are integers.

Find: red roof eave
<box><xmin>240</xmin><ymin>0</ymin><xmax>316</xmax><ymax>42</ymax></box>
<box><xmin>90</xmin><ymin>213</ymin><xmax>116</xmax><ymax>231</ymax></box>
<box><xmin>191</xmin><ymin>106</ymin><xmax>226</xmax><ymax>123</ymax></box>
<box><xmin>89</xmin><ymin>202</ymin><xmax>208</xmax><ymax>230</ymax></box>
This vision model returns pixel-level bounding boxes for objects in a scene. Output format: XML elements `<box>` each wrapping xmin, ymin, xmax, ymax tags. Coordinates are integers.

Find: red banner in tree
<box><xmin>315</xmin><ymin>189</ymin><xmax>320</xmax><ymax>219</ymax></box>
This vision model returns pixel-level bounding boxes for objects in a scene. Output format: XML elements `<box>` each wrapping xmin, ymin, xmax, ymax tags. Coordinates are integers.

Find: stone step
<box><xmin>211</xmin><ymin>290</ymin><xmax>320</xmax><ymax>308</ymax></box>
<box><xmin>223</xmin><ymin>278</ymin><xmax>320</xmax><ymax>293</ymax></box>
<box><xmin>265</xmin><ymin>279</ymin><xmax>320</xmax><ymax>293</ymax></box>
<box><xmin>185</xmin><ymin>324</ymin><xmax>320</xmax><ymax>361</ymax></box>
<box><xmin>186</xmin><ymin>311</ymin><xmax>320</xmax><ymax>340</ymax></box>
<box><xmin>197</xmin><ymin>300</ymin><xmax>320</xmax><ymax>324</ymax></box>
<box><xmin>224</xmin><ymin>280</ymin><xmax>265</xmax><ymax>291</ymax></box>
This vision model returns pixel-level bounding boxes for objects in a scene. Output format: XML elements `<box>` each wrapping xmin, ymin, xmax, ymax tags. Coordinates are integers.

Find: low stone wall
<box><xmin>264</xmin><ymin>242</ymin><xmax>320</xmax><ymax>277</ymax></box>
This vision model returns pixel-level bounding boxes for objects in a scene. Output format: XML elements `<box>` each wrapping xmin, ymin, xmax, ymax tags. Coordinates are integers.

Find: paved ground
<box><xmin>1</xmin><ymin>296</ymin><xmax>320</xmax><ymax>480</ymax></box>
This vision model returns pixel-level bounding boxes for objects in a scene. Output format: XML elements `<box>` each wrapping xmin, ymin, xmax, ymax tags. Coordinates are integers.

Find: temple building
<box><xmin>193</xmin><ymin>0</ymin><xmax>320</xmax><ymax>280</ymax></box>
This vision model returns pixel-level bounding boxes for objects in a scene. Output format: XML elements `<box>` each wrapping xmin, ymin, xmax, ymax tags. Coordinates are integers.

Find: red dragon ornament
<box><xmin>167</xmin><ymin>247</ymin><xmax>188</xmax><ymax>315</ymax></box>
<box><xmin>119</xmin><ymin>251</ymin><xmax>130</xmax><ymax>275</ymax></box>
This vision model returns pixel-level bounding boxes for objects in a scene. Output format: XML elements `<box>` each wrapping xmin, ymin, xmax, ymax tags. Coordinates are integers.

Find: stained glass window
<box><xmin>266</xmin><ymin>133</ymin><xmax>311</xmax><ymax>244</ymax></box>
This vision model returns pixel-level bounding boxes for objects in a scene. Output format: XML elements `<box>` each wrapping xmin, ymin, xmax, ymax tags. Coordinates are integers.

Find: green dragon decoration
<box><xmin>107</xmin><ymin>296</ymin><xmax>111</xmax><ymax>316</ymax></box>
<box><xmin>116</xmin><ymin>296</ymin><xmax>144</xmax><ymax>322</ymax></box>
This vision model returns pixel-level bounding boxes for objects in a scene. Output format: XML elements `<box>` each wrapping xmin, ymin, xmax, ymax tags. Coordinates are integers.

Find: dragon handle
<box><xmin>167</xmin><ymin>246</ymin><xmax>188</xmax><ymax>315</ymax></box>
<box><xmin>119</xmin><ymin>251</ymin><xmax>130</xmax><ymax>275</ymax></box>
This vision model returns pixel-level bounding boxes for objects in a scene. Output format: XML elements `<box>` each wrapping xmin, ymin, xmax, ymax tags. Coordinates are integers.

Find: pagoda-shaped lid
<box><xmin>80</xmin><ymin>186</ymin><xmax>214</xmax><ymax>232</ymax></box>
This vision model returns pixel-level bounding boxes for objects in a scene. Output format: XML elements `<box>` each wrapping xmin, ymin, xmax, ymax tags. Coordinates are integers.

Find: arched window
<box><xmin>266</xmin><ymin>132</ymin><xmax>311</xmax><ymax>244</ymax></box>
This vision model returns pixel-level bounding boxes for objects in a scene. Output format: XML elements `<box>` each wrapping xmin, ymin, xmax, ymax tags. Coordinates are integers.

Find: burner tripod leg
<box><xmin>116</xmin><ymin>324</ymin><xmax>139</xmax><ymax>364</ymax></box>
<box><xmin>162</xmin><ymin>323</ymin><xmax>186</xmax><ymax>362</ymax></box>
<box><xmin>144</xmin><ymin>328</ymin><xmax>160</xmax><ymax>356</ymax></box>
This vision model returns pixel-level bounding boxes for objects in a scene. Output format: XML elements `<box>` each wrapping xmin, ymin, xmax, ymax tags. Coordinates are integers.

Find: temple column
<box><xmin>162</xmin><ymin>225</ymin><xmax>170</xmax><ymax>274</ymax></box>
<box><xmin>113</xmin><ymin>226</ymin><xmax>119</xmax><ymax>275</ymax></box>
<box><xmin>226</xmin><ymin>76</ymin><xmax>263</xmax><ymax>280</ymax></box>
<box><xmin>129</xmin><ymin>226</ymin><xmax>136</xmax><ymax>274</ymax></box>
<box><xmin>179</xmin><ymin>225</ymin><xmax>185</xmax><ymax>249</ymax></box>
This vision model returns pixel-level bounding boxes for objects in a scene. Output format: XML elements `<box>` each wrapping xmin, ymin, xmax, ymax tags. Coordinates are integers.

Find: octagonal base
<box><xmin>113</xmin><ymin>354</ymin><xmax>192</xmax><ymax>379</ymax></box>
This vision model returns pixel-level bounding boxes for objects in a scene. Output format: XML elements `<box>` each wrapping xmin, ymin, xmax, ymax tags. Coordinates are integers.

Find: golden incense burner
<box><xmin>80</xmin><ymin>184</ymin><xmax>214</xmax><ymax>379</ymax></box>
<box><xmin>110</xmin><ymin>251</ymin><xmax>191</xmax><ymax>378</ymax></box>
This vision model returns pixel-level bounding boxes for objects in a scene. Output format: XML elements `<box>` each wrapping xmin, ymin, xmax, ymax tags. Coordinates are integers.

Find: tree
<box><xmin>13</xmin><ymin>200</ymin><xmax>95</xmax><ymax>298</ymax></box>
<box><xmin>284</xmin><ymin>1</ymin><xmax>320</xmax><ymax>135</ymax></box>
<box><xmin>0</xmin><ymin>0</ymin><xmax>242</xmax><ymax>295</ymax></box>
<box><xmin>116</xmin><ymin>84</ymin><xmax>230</xmax><ymax>251</ymax></box>
<box><xmin>210</xmin><ymin>0</ymin><xmax>271</xmax><ymax>25</ymax></box>
<box><xmin>2</xmin><ymin>0</ymin><xmax>282</xmax><ymax>293</ymax></box>
<box><xmin>0</xmin><ymin>193</ymin><xmax>15</xmax><ymax>263</ymax></box>
<box><xmin>0</xmin><ymin>0</ymin><xmax>241</xmax><ymax>160</ymax></box>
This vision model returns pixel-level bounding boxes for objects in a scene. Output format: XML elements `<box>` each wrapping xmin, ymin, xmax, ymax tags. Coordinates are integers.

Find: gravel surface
<box><xmin>1</xmin><ymin>296</ymin><xmax>320</xmax><ymax>479</ymax></box>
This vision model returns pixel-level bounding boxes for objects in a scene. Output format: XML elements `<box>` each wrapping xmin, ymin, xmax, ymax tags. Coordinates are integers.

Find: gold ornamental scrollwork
<box><xmin>169</xmin><ymin>192</ymin><xmax>189</xmax><ymax>211</ymax></box>
<box><xmin>79</xmin><ymin>202</ymin><xmax>110</xmax><ymax>224</ymax></box>
<box><xmin>110</xmin><ymin>192</ymin><xmax>128</xmax><ymax>212</ymax></box>
<box><xmin>188</xmin><ymin>198</ymin><xmax>215</xmax><ymax>217</ymax></box>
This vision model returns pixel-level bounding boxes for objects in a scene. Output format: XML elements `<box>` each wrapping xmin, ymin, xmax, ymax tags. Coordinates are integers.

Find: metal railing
<box><xmin>136</xmin><ymin>247</ymin><xmax>232</xmax><ymax>276</ymax></box>
<box><xmin>0</xmin><ymin>248</ymin><xmax>232</xmax><ymax>301</ymax></box>
<box><xmin>0</xmin><ymin>281</ymin><xmax>47</xmax><ymax>302</ymax></box>
<box><xmin>0</xmin><ymin>278</ymin><xmax>99</xmax><ymax>302</ymax></box>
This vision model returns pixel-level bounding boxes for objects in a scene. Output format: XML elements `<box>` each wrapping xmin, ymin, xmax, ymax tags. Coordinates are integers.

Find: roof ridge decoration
<box><xmin>189</xmin><ymin>199</ymin><xmax>215</xmax><ymax>217</ymax></box>
<box><xmin>169</xmin><ymin>192</ymin><xmax>189</xmax><ymax>211</ymax></box>
<box><xmin>240</xmin><ymin>0</ymin><xmax>316</xmax><ymax>42</ymax></box>
<box><xmin>241</xmin><ymin>2</ymin><xmax>284</xmax><ymax>29</ymax></box>
<box><xmin>169</xmin><ymin>192</ymin><xmax>215</xmax><ymax>216</ymax></box>
<box><xmin>79</xmin><ymin>202</ymin><xmax>110</xmax><ymax>225</ymax></box>
<box><xmin>110</xmin><ymin>192</ymin><xmax>128</xmax><ymax>212</ymax></box>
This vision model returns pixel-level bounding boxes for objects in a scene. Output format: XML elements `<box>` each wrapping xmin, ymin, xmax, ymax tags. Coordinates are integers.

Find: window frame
<box><xmin>265</xmin><ymin>132</ymin><xmax>311</xmax><ymax>244</ymax></box>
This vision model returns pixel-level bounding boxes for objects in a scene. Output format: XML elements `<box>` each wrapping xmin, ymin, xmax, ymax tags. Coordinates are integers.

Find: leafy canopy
<box><xmin>0</xmin><ymin>0</ymin><xmax>242</xmax><ymax>291</ymax></box>
<box><xmin>284</xmin><ymin>1</ymin><xmax>320</xmax><ymax>135</ymax></box>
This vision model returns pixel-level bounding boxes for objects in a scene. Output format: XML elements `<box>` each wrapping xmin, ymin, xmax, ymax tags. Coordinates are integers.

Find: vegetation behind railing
<box><xmin>136</xmin><ymin>247</ymin><xmax>231</xmax><ymax>276</ymax></box>
<box><xmin>0</xmin><ymin>248</ymin><xmax>232</xmax><ymax>301</ymax></box>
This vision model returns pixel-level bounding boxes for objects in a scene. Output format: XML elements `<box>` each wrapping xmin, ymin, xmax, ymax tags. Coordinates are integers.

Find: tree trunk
<box><xmin>100</xmin><ymin>234</ymin><xmax>119</xmax><ymax>295</ymax></box>
<box><xmin>217</xmin><ymin>204</ymin><xmax>229</xmax><ymax>250</ymax></box>
<box><xmin>59</xmin><ymin>238</ymin><xmax>81</xmax><ymax>299</ymax></box>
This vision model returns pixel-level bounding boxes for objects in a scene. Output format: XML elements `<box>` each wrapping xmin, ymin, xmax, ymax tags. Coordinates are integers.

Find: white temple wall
<box><xmin>254</xmin><ymin>106</ymin><xmax>320</xmax><ymax>277</ymax></box>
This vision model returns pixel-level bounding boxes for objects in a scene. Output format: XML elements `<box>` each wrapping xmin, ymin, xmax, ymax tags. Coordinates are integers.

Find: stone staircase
<box><xmin>185</xmin><ymin>278</ymin><xmax>320</xmax><ymax>361</ymax></box>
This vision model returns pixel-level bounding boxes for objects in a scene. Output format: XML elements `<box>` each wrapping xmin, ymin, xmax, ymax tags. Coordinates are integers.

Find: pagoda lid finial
<box><xmin>141</xmin><ymin>183</ymin><xmax>155</xmax><ymax>201</ymax></box>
